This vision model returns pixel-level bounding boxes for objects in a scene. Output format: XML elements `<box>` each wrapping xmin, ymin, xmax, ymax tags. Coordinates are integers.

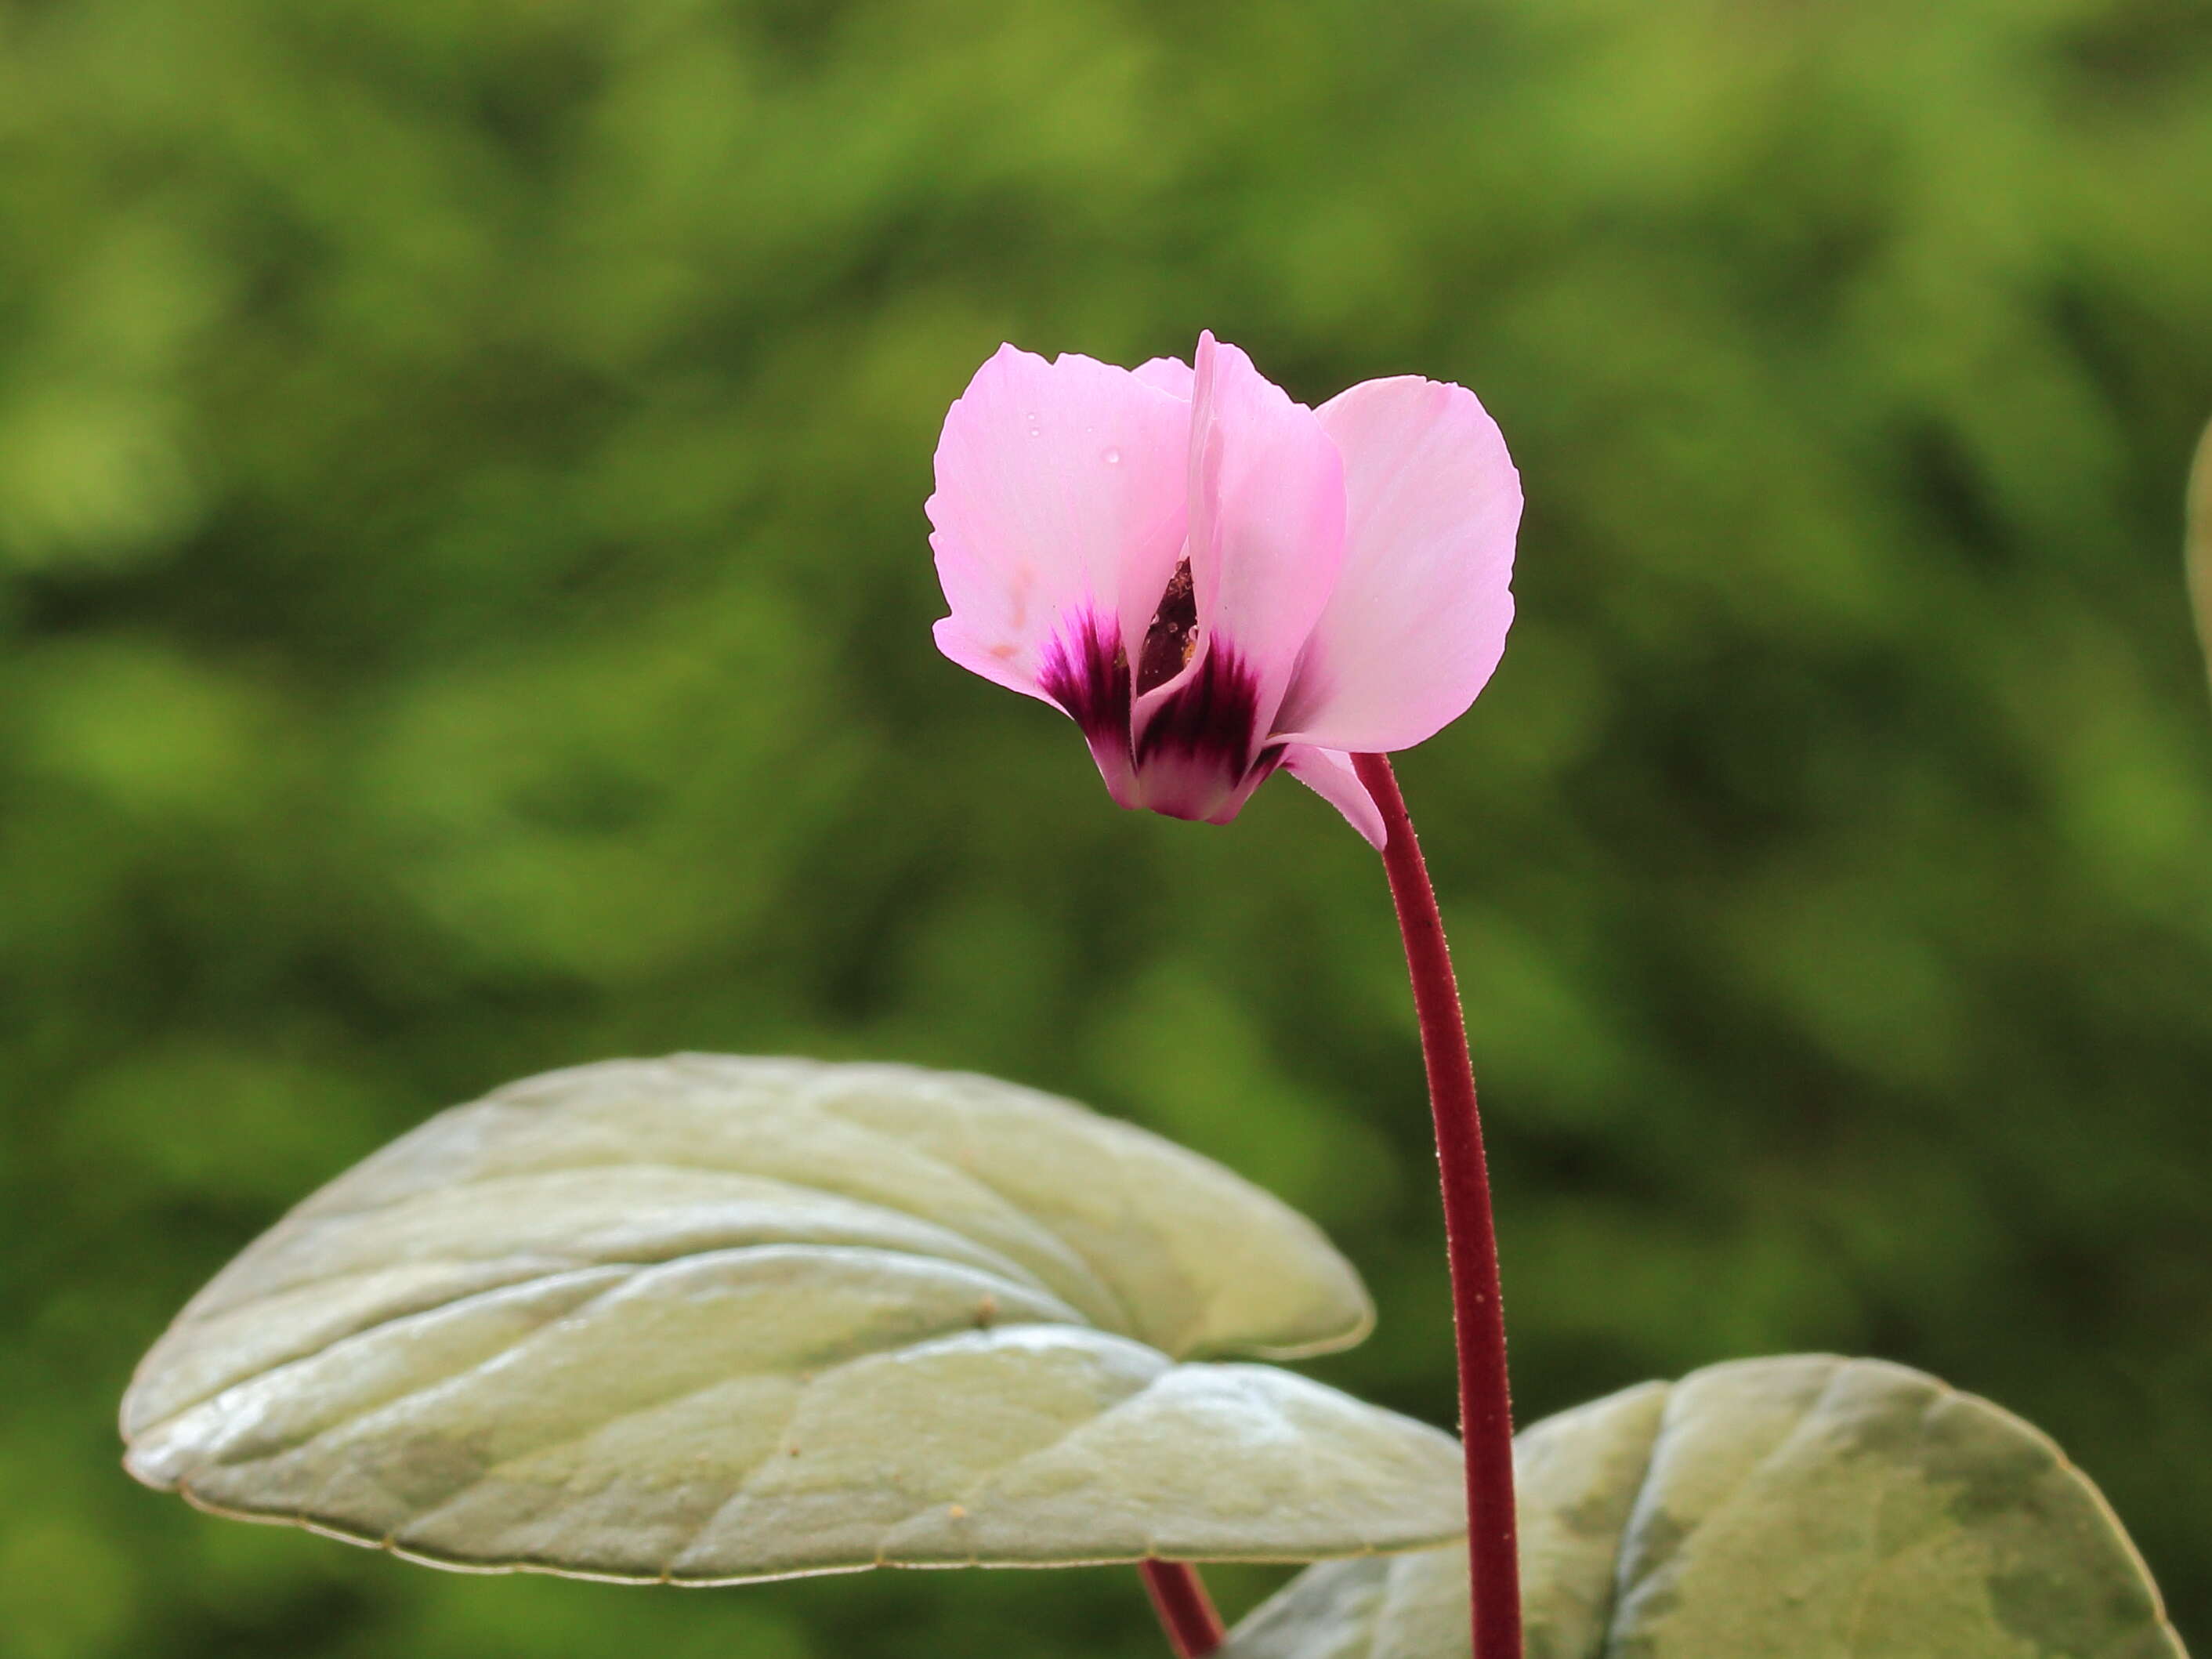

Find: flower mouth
<box><xmin>1037</xmin><ymin>577</ymin><xmax>1274</xmax><ymax>825</ymax></box>
<box><xmin>1135</xmin><ymin>559</ymin><xmax>1199</xmax><ymax>696</ymax></box>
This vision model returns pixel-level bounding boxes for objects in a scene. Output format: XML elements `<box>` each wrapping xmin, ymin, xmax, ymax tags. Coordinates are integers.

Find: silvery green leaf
<box><xmin>1224</xmin><ymin>1354</ymin><xmax>2185</xmax><ymax>1659</ymax></box>
<box><xmin>122</xmin><ymin>1055</ymin><xmax>1464</xmax><ymax>1582</ymax></box>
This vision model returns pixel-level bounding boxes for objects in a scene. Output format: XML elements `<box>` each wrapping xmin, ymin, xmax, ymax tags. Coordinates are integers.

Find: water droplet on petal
<box><xmin>1102</xmin><ymin>447</ymin><xmax>1121</xmax><ymax>465</ymax></box>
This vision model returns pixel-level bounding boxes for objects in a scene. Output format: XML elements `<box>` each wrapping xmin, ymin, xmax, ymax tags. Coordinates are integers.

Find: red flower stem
<box><xmin>1140</xmin><ymin>1559</ymin><xmax>1225</xmax><ymax>1657</ymax></box>
<box><xmin>1351</xmin><ymin>752</ymin><xmax>1521</xmax><ymax>1659</ymax></box>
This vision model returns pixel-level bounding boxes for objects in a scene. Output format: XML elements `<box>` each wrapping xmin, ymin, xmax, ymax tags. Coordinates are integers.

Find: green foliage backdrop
<box><xmin>3</xmin><ymin>1</ymin><xmax>2209</xmax><ymax>1654</ymax></box>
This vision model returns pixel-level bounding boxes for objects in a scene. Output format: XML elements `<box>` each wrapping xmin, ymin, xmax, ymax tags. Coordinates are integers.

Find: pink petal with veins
<box><xmin>1133</xmin><ymin>356</ymin><xmax>1194</xmax><ymax>400</ymax></box>
<box><xmin>1281</xmin><ymin>744</ymin><xmax>1387</xmax><ymax>847</ymax></box>
<box><xmin>929</xmin><ymin>344</ymin><xmax>1190</xmax><ymax>708</ymax></box>
<box><xmin>1152</xmin><ymin>332</ymin><xmax>1345</xmax><ymax>753</ymax></box>
<box><xmin>1273</xmin><ymin>375</ymin><xmax>1519</xmax><ymax>753</ymax></box>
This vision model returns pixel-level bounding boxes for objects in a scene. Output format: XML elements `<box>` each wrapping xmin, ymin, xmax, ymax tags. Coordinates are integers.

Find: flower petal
<box><xmin>1157</xmin><ymin>333</ymin><xmax>1345</xmax><ymax>747</ymax></box>
<box><xmin>1280</xmin><ymin>744</ymin><xmax>1386</xmax><ymax>847</ymax></box>
<box><xmin>929</xmin><ymin>345</ymin><xmax>1192</xmax><ymax>709</ymax></box>
<box><xmin>1134</xmin><ymin>356</ymin><xmax>1194</xmax><ymax>400</ymax></box>
<box><xmin>1270</xmin><ymin>376</ymin><xmax>1519</xmax><ymax>752</ymax></box>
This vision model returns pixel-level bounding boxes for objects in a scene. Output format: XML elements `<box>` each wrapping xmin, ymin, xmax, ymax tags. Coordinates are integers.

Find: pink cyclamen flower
<box><xmin>928</xmin><ymin>331</ymin><xmax>1519</xmax><ymax>846</ymax></box>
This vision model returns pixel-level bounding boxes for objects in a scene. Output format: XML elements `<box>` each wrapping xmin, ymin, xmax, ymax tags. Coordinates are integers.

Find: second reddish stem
<box><xmin>1140</xmin><ymin>1559</ymin><xmax>1225</xmax><ymax>1657</ymax></box>
<box><xmin>1352</xmin><ymin>752</ymin><xmax>1522</xmax><ymax>1659</ymax></box>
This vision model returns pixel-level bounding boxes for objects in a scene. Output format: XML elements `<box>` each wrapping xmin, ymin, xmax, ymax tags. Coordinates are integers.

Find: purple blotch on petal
<box><xmin>1037</xmin><ymin>610</ymin><xmax>1131</xmax><ymax>751</ymax></box>
<box><xmin>1134</xmin><ymin>642</ymin><xmax>1266</xmax><ymax>779</ymax></box>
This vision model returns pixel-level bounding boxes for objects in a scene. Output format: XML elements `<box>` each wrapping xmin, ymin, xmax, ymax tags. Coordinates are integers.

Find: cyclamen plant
<box><xmin>117</xmin><ymin>345</ymin><xmax>2191</xmax><ymax>1659</ymax></box>
<box><xmin>928</xmin><ymin>332</ymin><xmax>1523</xmax><ymax>1658</ymax></box>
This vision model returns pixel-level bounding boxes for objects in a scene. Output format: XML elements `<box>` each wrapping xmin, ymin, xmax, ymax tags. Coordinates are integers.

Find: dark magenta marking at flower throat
<box><xmin>1037</xmin><ymin>567</ymin><xmax>1281</xmax><ymax>791</ymax></box>
<box><xmin>1135</xmin><ymin>643</ymin><xmax>1280</xmax><ymax>781</ymax></box>
<box><xmin>1037</xmin><ymin>610</ymin><xmax>1132</xmax><ymax>745</ymax></box>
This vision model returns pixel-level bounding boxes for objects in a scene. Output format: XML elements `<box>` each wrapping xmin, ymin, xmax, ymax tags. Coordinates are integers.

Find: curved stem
<box><xmin>1352</xmin><ymin>752</ymin><xmax>1521</xmax><ymax>1659</ymax></box>
<box><xmin>1140</xmin><ymin>1559</ymin><xmax>1225</xmax><ymax>1657</ymax></box>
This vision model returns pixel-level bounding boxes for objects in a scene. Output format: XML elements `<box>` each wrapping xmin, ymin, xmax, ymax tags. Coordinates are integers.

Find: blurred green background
<box><xmin>5</xmin><ymin>0</ymin><xmax>2210</xmax><ymax>1654</ymax></box>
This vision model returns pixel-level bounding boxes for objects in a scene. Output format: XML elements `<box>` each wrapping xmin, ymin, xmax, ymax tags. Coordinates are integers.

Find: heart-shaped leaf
<box><xmin>123</xmin><ymin>1055</ymin><xmax>1464</xmax><ymax>1582</ymax></box>
<box><xmin>1224</xmin><ymin>1354</ymin><xmax>2185</xmax><ymax>1659</ymax></box>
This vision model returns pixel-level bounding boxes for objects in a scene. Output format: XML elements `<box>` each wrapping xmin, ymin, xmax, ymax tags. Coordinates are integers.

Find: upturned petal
<box><xmin>1271</xmin><ymin>375</ymin><xmax>1519</xmax><ymax>753</ymax></box>
<box><xmin>1133</xmin><ymin>356</ymin><xmax>1195</xmax><ymax>400</ymax></box>
<box><xmin>1280</xmin><ymin>744</ymin><xmax>1387</xmax><ymax>847</ymax></box>
<box><xmin>1146</xmin><ymin>332</ymin><xmax>1345</xmax><ymax>757</ymax></box>
<box><xmin>929</xmin><ymin>345</ymin><xmax>1191</xmax><ymax>715</ymax></box>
